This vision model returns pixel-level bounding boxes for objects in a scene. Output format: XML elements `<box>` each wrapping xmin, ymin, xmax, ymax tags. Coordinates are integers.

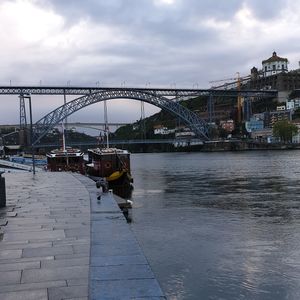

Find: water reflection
<box><xmin>130</xmin><ymin>152</ymin><xmax>300</xmax><ymax>299</ymax></box>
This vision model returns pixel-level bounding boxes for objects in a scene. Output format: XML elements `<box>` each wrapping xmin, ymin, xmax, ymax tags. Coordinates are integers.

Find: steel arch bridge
<box><xmin>32</xmin><ymin>89</ymin><xmax>210</xmax><ymax>145</ymax></box>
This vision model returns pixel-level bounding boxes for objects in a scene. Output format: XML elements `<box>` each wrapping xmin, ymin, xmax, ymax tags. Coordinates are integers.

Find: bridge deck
<box><xmin>0</xmin><ymin>172</ymin><xmax>165</xmax><ymax>300</ymax></box>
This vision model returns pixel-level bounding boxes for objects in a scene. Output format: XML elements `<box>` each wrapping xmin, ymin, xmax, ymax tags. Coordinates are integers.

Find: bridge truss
<box><xmin>0</xmin><ymin>85</ymin><xmax>277</xmax><ymax>145</ymax></box>
<box><xmin>0</xmin><ymin>85</ymin><xmax>277</xmax><ymax>98</ymax></box>
<box><xmin>32</xmin><ymin>89</ymin><xmax>212</xmax><ymax>145</ymax></box>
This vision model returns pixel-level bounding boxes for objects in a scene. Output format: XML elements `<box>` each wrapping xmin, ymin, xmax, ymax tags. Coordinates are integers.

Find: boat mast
<box><xmin>104</xmin><ymin>100</ymin><xmax>109</xmax><ymax>148</ymax></box>
<box><xmin>62</xmin><ymin>123</ymin><xmax>66</xmax><ymax>152</ymax></box>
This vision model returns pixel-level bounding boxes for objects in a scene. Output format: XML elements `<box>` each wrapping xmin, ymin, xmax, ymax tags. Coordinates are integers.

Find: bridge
<box><xmin>0</xmin><ymin>85</ymin><xmax>277</xmax><ymax>98</ymax></box>
<box><xmin>0</xmin><ymin>85</ymin><xmax>278</xmax><ymax>145</ymax></box>
<box><xmin>0</xmin><ymin>122</ymin><xmax>130</xmax><ymax>130</ymax></box>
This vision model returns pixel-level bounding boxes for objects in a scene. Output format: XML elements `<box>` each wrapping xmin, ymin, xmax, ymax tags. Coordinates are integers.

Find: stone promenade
<box><xmin>0</xmin><ymin>172</ymin><xmax>165</xmax><ymax>300</ymax></box>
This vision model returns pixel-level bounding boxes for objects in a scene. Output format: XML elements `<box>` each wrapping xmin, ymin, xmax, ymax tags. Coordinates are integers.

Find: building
<box><xmin>220</xmin><ymin>120</ymin><xmax>235</xmax><ymax>133</ymax></box>
<box><xmin>262</xmin><ymin>51</ymin><xmax>288</xmax><ymax>77</ymax></box>
<box><xmin>175</xmin><ymin>126</ymin><xmax>195</xmax><ymax>138</ymax></box>
<box><xmin>153</xmin><ymin>125</ymin><xmax>174</xmax><ymax>135</ymax></box>
<box><xmin>264</xmin><ymin>110</ymin><xmax>292</xmax><ymax>128</ymax></box>
<box><xmin>245</xmin><ymin>117</ymin><xmax>264</xmax><ymax>133</ymax></box>
<box><xmin>292</xmin><ymin>121</ymin><xmax>300</xmax><ymax>143</ymax></box>
<box><xmin>251</xmin><ymin>128</ymin><xmax>273</xmax><ymax>143</ymax></box>
<box><xmin>244</xmin><ymin>52</ymin><xmax>300</xmax><ymax>102</ymax></box>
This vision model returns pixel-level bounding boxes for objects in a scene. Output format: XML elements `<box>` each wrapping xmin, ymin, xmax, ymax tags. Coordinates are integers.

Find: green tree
<box><xmin>273</xmin><ymin>120</ymin><xmax>298</xmax><ymax>143</ymax></box>
<box><xmin>293</xmin><ymin>108</ymin><xmax>300</xmax><ymax>120</ymax></box>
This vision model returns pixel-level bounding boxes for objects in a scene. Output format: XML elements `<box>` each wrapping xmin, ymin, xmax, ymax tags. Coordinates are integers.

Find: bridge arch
<box><xmin>33</xmin><ymin>89</ymin><xmax>210</xmax><ymax>145</ymax></box>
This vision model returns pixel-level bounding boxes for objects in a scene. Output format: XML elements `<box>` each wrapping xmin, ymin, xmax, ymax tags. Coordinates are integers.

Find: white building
<box><xmin>262</xmin><ymin>51</ymin><xmax>288</xmax><ymax>77</ymax></box>
<box><xmin>286</xmin><ymin>98</ymin><xmax>300</xmax><ymax>111</ymax></box>
<box><xmin>153</xmin><ymin>125</ymin><xmax>174</xmax><ymax>135</ymax></box>
<box><xmin>292</xmin><ymin>122</ymin><xmax>300</xmax><ymax>143</ymax></box>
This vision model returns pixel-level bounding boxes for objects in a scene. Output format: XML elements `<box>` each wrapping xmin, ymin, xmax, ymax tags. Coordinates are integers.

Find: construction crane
<box><xmin>209</xmin><ymin>73</ymin><xmax>252</xmax><ymax>125</ymax></box>
<box><xmin>209</xmin><ymin>73</ymin><xmax>251</xmax><ymax>89</ymax></box>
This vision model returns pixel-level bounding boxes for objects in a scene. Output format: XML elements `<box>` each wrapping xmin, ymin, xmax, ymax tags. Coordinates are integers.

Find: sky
<box><xmin>0</xmin><ymin>0</ymin><xmax>300</xmax><ymax>127</ymax></box>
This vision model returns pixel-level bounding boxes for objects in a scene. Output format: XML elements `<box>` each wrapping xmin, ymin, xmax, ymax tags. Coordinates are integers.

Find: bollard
<box><xmin>0</xmin><ymin>171</ymin><xmax>6</xmax><ymax>208</ymax></box>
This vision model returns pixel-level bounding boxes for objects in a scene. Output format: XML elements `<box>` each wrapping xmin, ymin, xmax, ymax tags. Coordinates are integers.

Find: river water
<box><xmin>129</xmin><ymin>151</ymin><xmax>300</xmax><ymax>300</ymax></box>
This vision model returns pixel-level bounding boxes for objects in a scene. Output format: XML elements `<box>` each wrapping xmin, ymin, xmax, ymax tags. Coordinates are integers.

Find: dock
<box><xmin>0</xmin><ymin>159</ymin><xmax>35</xmax><ymax>172</ymax></box>
<box><xmin>0</xmin><ymin>172</ymin><xmax>165</xmax><ymax>300</ymax></box>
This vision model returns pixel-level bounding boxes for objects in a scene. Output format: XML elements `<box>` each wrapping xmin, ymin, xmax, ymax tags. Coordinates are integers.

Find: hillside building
<box><xmin>244</xmin><ymin>52</ymin><xmax>300</xmax><ymax>102</ymax></box>
<box><xmin>262</xmin><ymin>51</ymin><xmax>288</xmax><ymax>77</ymax></box>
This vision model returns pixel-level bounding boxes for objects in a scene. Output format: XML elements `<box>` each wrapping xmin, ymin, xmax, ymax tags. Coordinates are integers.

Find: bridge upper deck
<box><xmin>0</xmin><ymin>86</ymin><xmax>277</xmax><ymax>98</ymax></box>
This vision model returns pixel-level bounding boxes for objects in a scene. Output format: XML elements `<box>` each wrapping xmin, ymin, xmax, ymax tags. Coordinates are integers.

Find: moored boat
<box><xmin>86</xmin><ymin>147</ymin><xmax>133</xmax><ymax>188</ymax></box>
<box><xmin>46</xmin><ymin>147</ymin><xmax>85</xmax><ymax>173</ymax></box>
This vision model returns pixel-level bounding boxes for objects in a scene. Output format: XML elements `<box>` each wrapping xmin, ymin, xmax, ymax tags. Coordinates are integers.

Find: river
<box><xmin>129</xmin><ymin>151</ymin><xmax>300</xmax><ymax>300</ymax></box>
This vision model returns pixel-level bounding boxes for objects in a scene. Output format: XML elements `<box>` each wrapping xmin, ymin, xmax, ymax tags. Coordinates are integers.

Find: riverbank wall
<box><xmin>120</xmin><ymin>140</ymin><xmax>300</xmax><ymax>153</ymax></box>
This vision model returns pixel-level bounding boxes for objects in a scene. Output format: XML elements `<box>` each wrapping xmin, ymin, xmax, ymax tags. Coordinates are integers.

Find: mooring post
<box><xmin>0</xmin><ymin>171</ymin><xmax>6</xmax><ymax>208</ymax></box>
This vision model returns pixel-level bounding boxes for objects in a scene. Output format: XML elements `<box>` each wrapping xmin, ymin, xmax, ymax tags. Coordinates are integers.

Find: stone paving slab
<box><xmin>0</xmin><ymin>289</ymin><xmax>48</xmax><ymax>300</ymax></box>
<box><xmin>91</xmin><ymin>264</ymin><xmax>155</xmax><ymax>281</ymax></box>
<box><xmin>3</xmin><ymin>229</ymin><xmax>66</xmax><ymax>242</ymax></box>
<box><xmin>0</xmin><ymin>280</ymin><xmax>67</xmax><ymax>293</ymax></box>
<box><xmin>22</xmin><ymin>245</ymin><xmax>73</xmax><ymax>258</ymax></box>
<box><xmin>0</xmin><ymin>172</ymin><xmax>91</xmax><ymax>300</ymax></box>
<box><xmin>0</xmin><ymin>260</ymin><xmax>40</xmax><ymax>271</ymax></box>
<box><xmin>74</xmin><ymin>174</ymin><xmax>166</xmax><ymax>300</ymax></box>
<box><xmin>91</xmin><ymin>254</ymin><xmax>148</xmax><ymax>266</ymax></box>
<box><xmin>41</xmin><ymin>257</ymin><xmax>89</xmax><ymax>269</ymax></box>
<box><xmin>0</xmin><ymin>249</ymin><xmax>22</xmax><ymax>259</ymax></box>
<box><xmin>0</xmin><ymin>241</ymin><xmax>53</xmax><ymax>250</ymax></box>
<box><xmin>48</xmin><ymin>285</ymin><xmax>88</xmax><ymax>300</ymax></box>
<box><xmin>0</xmin><ymin>270</ymin><xmax>21</xmax><ymax>286</ymax></box>
<box><xmin>90</xmin><ymin>279</ymin><xmax>165</xmax><ymax>299</ymax></box>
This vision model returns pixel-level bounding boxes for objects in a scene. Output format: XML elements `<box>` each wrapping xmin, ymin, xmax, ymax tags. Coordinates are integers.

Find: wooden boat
<box><xmin>46</xmin><ymin>147</ymin><xmax>85</xmax><ymax>173</ymax></box>
<box><xmin>86</xmin><ymin>147</ymin><xmax>133</xmax><ymax>187</ymax></box>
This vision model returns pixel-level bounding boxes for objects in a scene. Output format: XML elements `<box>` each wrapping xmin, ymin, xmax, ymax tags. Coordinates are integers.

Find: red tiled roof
<box><xmin>262</xmin><ymin>51</ymin><xmax>288</xmax><ymax>64</ymax></box>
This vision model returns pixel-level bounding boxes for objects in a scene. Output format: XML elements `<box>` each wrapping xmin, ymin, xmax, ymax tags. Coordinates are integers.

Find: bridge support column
<box><xmin>19</xmin><ymin>94</ymin><xmax>28</xmax><ymax>147</ymax></box>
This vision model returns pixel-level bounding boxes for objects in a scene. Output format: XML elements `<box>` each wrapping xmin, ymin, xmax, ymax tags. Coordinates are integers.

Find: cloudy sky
<box><xmin>0</xmin><ymin>0</ymin><xmax>300</xmax><ymax>126</ymax></box>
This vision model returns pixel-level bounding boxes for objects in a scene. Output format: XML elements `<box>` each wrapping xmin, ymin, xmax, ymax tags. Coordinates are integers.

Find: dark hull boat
<box><xmin>46</xmin><ymin>147</ymin><xmax>85</xmax><ymax>174</ymax></box>
<box><xmin>86</xmin><ymin>147</ymin><xmax>133</xmax><ymax>196</ymax></box>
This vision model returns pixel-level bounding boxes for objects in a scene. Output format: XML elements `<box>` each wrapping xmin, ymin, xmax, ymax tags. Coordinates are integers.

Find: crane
<box><xmin>209</xmin><ymin>73</ymin><xmax>252</xmax><ymax>125</ymax></box>
<box><xmin>209</xmin><ymin>73</ymin><xmax>251</xmax><ymax>89</ymax></box>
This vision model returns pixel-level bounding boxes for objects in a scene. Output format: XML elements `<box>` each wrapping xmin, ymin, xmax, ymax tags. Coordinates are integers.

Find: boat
<box><xmin>86</xmin><ymin>100</ymin><xmax>133</xmax><ymax>197</ymax></box>
<box><xmin>86</xmin><ymin>147</ymin><xmax>133</xmax><ymax>190</ymax></box>
<box><xmin>46</xmin><ymin>146</ymin><xmax>85</xmax><ymax>173</ymax></box>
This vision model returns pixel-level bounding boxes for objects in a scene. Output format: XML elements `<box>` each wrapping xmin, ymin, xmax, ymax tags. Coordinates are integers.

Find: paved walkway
<box><xmin>0</xmin><ymin>172</ymin><xmax>165</xmax><ymax>300</ymax></box>
<box><xmin>0</xmin><ymin>172</ymin><xmax>90</xmax><ymax>300</ymax></box>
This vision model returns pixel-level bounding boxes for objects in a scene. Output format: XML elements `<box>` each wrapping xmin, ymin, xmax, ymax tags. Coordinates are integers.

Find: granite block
<box><xmin>91</xmin><ymin>243</ymin><xmax>142</xmax><ymax>257</ymax></box>
<box><xmin>0</xmin><ymin>289</ymin><xmax>48</xmax><ymax>300</ymax></box>
<box><xmin>22</xmin><ymin>265</ymin><xmax>89</xmax><ymax>283</ymax></box>
<box><xmin>41</xmin><ymin>257</ymin><xmax>89</xmax><ymax>268</ymax></box>
<box><xmin>48</xmin><ymin>285</ymin><xmax>88</xmax><ymax>300</ymax></box>
<box><xmin>90</xmin><ymin>254</ymin><xmax>147</xmax><ymax>267</ymax></box>
<box><xmin>90</xmin><ymin>279</ymin><xmax>165</xmax><ymax>299</ymax></box>
<box><xmin>0</xmin><ymin>249</ymin><xmax>22</xmax><ymax>259</ymax></box>
<box><xmin>3</xmin><ymin>230</ymin><xmax>65</xmax><ymax>242</ymax></box>
<box><xmin>67</xmin><ymin>278</ymin><xmax>89</xmax><ymax>286</ymax></box>
<box><xmin>0</xmin><ymin>242</ymin><xmax>52</xmax><ymax>250</ymax></box>
<box><xmin>0</xmin><ymin>260</ymin><xmax>40</xmax><ymax>271</ymax></box>
<box><xmin>0</xmin><ymin>270</ymin><xmax>21</xmax><ymax>286</ymax></box>
<box><xmin>90</xmin><ymin>264</ymin><xmax>154</xmax><ymax>281</ymax></box>
<box><xmin>0</xmin><ymin>280</ymin><xmax>67</xmax><ymax>293</ymax></box>
<box><xmin>22</xmin><ymin>245</ymin><xmax>73</xmax><ymax>258</ymax></box>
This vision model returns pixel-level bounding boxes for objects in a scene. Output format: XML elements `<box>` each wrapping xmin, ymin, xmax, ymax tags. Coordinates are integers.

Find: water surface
<box><xmin>130</xmin><ymin>151</ymin><xmax>300</xmax><ymax>300</ymax></box>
